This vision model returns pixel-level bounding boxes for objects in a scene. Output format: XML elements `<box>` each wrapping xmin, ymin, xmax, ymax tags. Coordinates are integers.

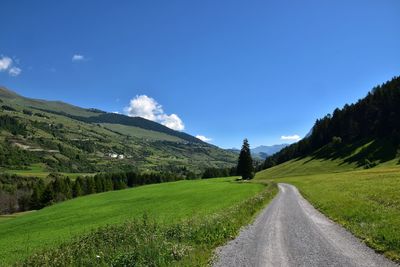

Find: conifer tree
<box><xmin>237</xmin><ymin>138</ymin><xmax>254</xmax><ymax>180</ymax></box>
<box><xmin>30</xmin><ymin>181</ymin><xmax>44</xmax><ymax>209</ymax></box>
<box><xmin>72</xmin><ymin>178</ymin><xmax>83</xmax><ymax>197</ymax></box>
<box><xmin>86</xmin><ymin>177</ymin><xmax>96</xmax><ymax>194</ymax></box>
<box><xmin>40</xmin><ymin>184</ymin><xmax>55</xmax><ymax>206</ymax></box>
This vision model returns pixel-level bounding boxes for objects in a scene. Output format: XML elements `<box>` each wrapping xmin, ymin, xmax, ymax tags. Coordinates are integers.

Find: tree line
<box><xmin>1</xmin><ymin>160</ymin><xmax>254</xmax><ymax>215</ymax></box>
<box><xmin>0</xmin><ymin>171</ymin><xmax>184</xmax><ymax>215</ymax></box>
<box><xmin>262</xmin><ymin>76</ymin><xmax>400</xmax><ymax>169</ymax></box>
<box><xmin>201</xmin><ymin>167</ymin><xmax>237</xmax><ymax>179</ymax></box>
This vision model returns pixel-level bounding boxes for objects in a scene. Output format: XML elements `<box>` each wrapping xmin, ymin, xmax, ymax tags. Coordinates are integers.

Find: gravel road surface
<box><xmin>213</xmin><ymin>183</ymin><xmax>398</xmax><ymax>267</ymax></box>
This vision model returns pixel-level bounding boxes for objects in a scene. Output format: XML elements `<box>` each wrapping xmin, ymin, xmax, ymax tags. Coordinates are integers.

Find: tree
<box><xmin>332</xmin><ymin>136</ymin><xmax>342</xmax><ymax>146</ymax></box>
<box><xmin>85</xmin><ymin>177</ymin><xmax>96</xmax><ymax>194</ymax></box>
<box><xmin>30</xmin><ymin>180</ymin><xmax>45</xmax><ymax>209</ymax></box>
<box><xmin>40</xmin><ymin>184</ymin><xmax>55</xmax><ymax>206</ymax></box>
<box><xmin>237</xmin><ymin>139</ymin><xmax>254</xmax><ymax>180</ymax></box>
<box><xmin>72</xmin><ymin>179</ymin><xmax>83</xmax><ymax>197</ymax></box>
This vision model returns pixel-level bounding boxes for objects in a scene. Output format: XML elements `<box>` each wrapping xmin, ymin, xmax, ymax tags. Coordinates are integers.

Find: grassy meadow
<box><xmin>256</xmin><ymin>162</ymin><xmax>400</xmax><ymax>263</ymax></box>
<box><xmin>0</xmin><ymin>177</ymin><xmax>270</xmax><ymax>265</ymax></box>
<box><xmin>3</xmin><ymin>163</ymin><xmax>95</xmax><ymax>179</ymax></box>
<box><xmin>100</xmin><ymin>123</ymin><xmax>184</xmax><ymax>142</ymax></box>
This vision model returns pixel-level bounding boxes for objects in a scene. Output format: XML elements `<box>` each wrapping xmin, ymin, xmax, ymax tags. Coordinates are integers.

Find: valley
<box><xmin>1</xmin><ymin>2</ymin><xmax>400</xmax><ymax>265</ymax></box>
<box><xmin>1</xmin><ymin>76</ymin><xmax>400</xmax><ymax>266</ymax></box>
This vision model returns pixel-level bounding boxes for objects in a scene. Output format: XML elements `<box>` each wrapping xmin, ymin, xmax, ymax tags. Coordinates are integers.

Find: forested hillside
<box><xmin>0</xmin><ymin>87</ymin><xmax>237</xmax><ymax>174</ymax></box>
<box><xmin>263</xmin><ymin>76</ymin><xmax>400</xmax><ymax>169</ymax></box>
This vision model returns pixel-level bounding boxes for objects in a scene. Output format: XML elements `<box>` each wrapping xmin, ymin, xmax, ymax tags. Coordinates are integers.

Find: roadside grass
<box><xmin>0</xmin><ymin>177</ymin><xmax>269</xmax><ymax>265</ymax></box>
<box><xmin>20</xmin><ymin>182</ymin><xmax>278</xmax><ymax>266</ymax></box>
<box><xmin>256</xmin><ymin>165</ymin><xmax>400</xmax><ymax>263</ymax></box>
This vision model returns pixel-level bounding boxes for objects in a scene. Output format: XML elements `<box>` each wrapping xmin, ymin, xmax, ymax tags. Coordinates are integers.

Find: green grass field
<box><xmin>0</xmin><ymin>177</ymin><xmax>264</xmax><ymax>265</ymax></box>
<box><xmin>0</xmin><ymin>210</ymin><xmax>36</xmax><ymax>222</ymax></box>
<box><xmin>2</xmin><ymin>163</ymin><xmax>95</xmax><ymax>179</ymax></box>
<box><xmin>256</xmin><ymin>161</ymin><xmax>400</xmax><ymax>263</ymax></box>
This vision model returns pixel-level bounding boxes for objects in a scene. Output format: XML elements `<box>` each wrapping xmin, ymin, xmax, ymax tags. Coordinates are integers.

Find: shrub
<box><xmin>23</xmin><ymin>109</ymin><xmax>33</xmax><ymax>116</ymax></box>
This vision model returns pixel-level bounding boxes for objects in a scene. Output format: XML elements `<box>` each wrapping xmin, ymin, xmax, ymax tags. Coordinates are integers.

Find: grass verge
<box><xmin>18</xmin><ymin>181</ymin><xmax>277</xmax><ymax>266</ymax></box>
<box><xmin>257</xmin><ymin>166</ymin><xmax>400</xmax><ymax>263</ymax></box>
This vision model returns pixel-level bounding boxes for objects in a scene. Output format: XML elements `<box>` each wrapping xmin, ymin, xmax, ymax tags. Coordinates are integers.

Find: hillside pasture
<box><xmin>0</xmin><ymin>177</ymin><xmax>264</xmax><ymax>265</ymax></box>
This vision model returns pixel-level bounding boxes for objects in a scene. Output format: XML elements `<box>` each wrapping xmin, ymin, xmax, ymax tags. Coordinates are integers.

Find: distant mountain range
<box><xmin>251</xmin><ymin>144</ymin><xmax>289</xmax><ymax>159</ymax></box>
<box><xmin>228</xmin><ymin>144</ymin><xmax>288</xmax><ymax>159</ymax></box>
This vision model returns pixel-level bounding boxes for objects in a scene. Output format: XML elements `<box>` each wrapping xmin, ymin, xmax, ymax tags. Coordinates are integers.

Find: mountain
<box><xmin>0</xmin><ymin>87</ymin><xmax>237</xmax><ymax>174</ymax></box>
<box><xmin>262</xmin><ymin>76</ymin><xmax>400</xmax><ymax>170</ymax></box>
<box><xmin>228</xmin><ymin>144</ymin><xmax>288</xmax><ymax>159</ymax></box>
<box><xmin>226</xmin><ymin>148</ymin><xmax>240</xmax><ymax>153</ymax></box>
<box><xmin>251</xmin><ymin>144</ymin><xmax>288</xmax><ymax>159</ymax></box>
<box><xmin>0</xmin><ymin>87</ymin><xmax>202</xmax><ymax>144</ymax></box>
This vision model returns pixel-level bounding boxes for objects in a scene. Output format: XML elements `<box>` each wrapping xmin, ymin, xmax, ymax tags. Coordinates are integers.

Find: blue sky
<box><xmin>1</xmin><ymin>0</ymin><xmax>399</xmax><ymax>148</ymax></box>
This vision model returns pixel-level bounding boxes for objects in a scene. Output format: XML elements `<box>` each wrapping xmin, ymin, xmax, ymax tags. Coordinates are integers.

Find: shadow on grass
<box><xmin>303</xmin><ymin>138</ymin><xmax>399</xmax><ymax>168</ymax></box>
<box><xmin>344</xmin><ymin>139</ymin><xmax>398</xmax><ymax>167</ymax></box>
<box><xmin>294</xmin><ymin>156</ymin><xmax>308</xmax><ymax>162</ymax></box>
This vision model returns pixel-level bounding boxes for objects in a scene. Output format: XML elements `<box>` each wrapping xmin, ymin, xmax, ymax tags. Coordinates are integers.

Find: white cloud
<box><xmin>281</xmin><ymin>134</ymin><xmax>301</xmax><ymax>141</ymax></box>
<box><xmin>0</xmin><ymin>56</ymin><xmax>22</xmax><ymax>77</ymax></box>
<box><xmin>125</xmin><ymin>95</ymin><xmax>162</xmax><ymax>121</ymax></box>
<box><xmin>159</xmin><ymin>114</ymin><xmax>185</xmax><ymax>131</ymax></box>
<box><xmin>196</xmin><ymin>135</ymin><xmax>212</xmax><ymax>142</ymax></box>
<box><xmin>0</xmin><ymin>57</ymin><xmax>12</xmax><ymax>71</ymax></box>
<box><xmin>124</xmin><ymin>95</ymin><xmax>185</xmax><ymax>131</ymax></box>
<box><xmin>72</xmin><ymin>54</ymin><xmax>85</xmax><ymax>62</ymax></box>
<box><xmin>8</xmin><ymin>67</ymin><xmax>22</xmax><ymax>77</ymax></box>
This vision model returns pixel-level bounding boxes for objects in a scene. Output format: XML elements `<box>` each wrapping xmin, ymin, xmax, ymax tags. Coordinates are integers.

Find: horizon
<box><xmin>1</xmin><ymin>0</ymin><xmax>399</xmax><ymax>148</ymax></box>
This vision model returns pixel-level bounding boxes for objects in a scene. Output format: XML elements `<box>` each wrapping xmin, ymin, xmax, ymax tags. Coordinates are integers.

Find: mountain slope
<box><xmin>262</xmin><ymin>76</ymin><xmax>400</xmax><ymax>171</ymax></box>
<box><xmin>0</xmin><ymin>87</ymin><xmax>97</xmax><ymax>117</ymax></box>
<box><xmin>0</xmin><ymin>87</ymin><xmax>237</xmax><ymax>174</ymax></box>
<box><xmin>0</xmin><ymin>87</ymin><xmax>203</xmax><ymax>144</ymax></box>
